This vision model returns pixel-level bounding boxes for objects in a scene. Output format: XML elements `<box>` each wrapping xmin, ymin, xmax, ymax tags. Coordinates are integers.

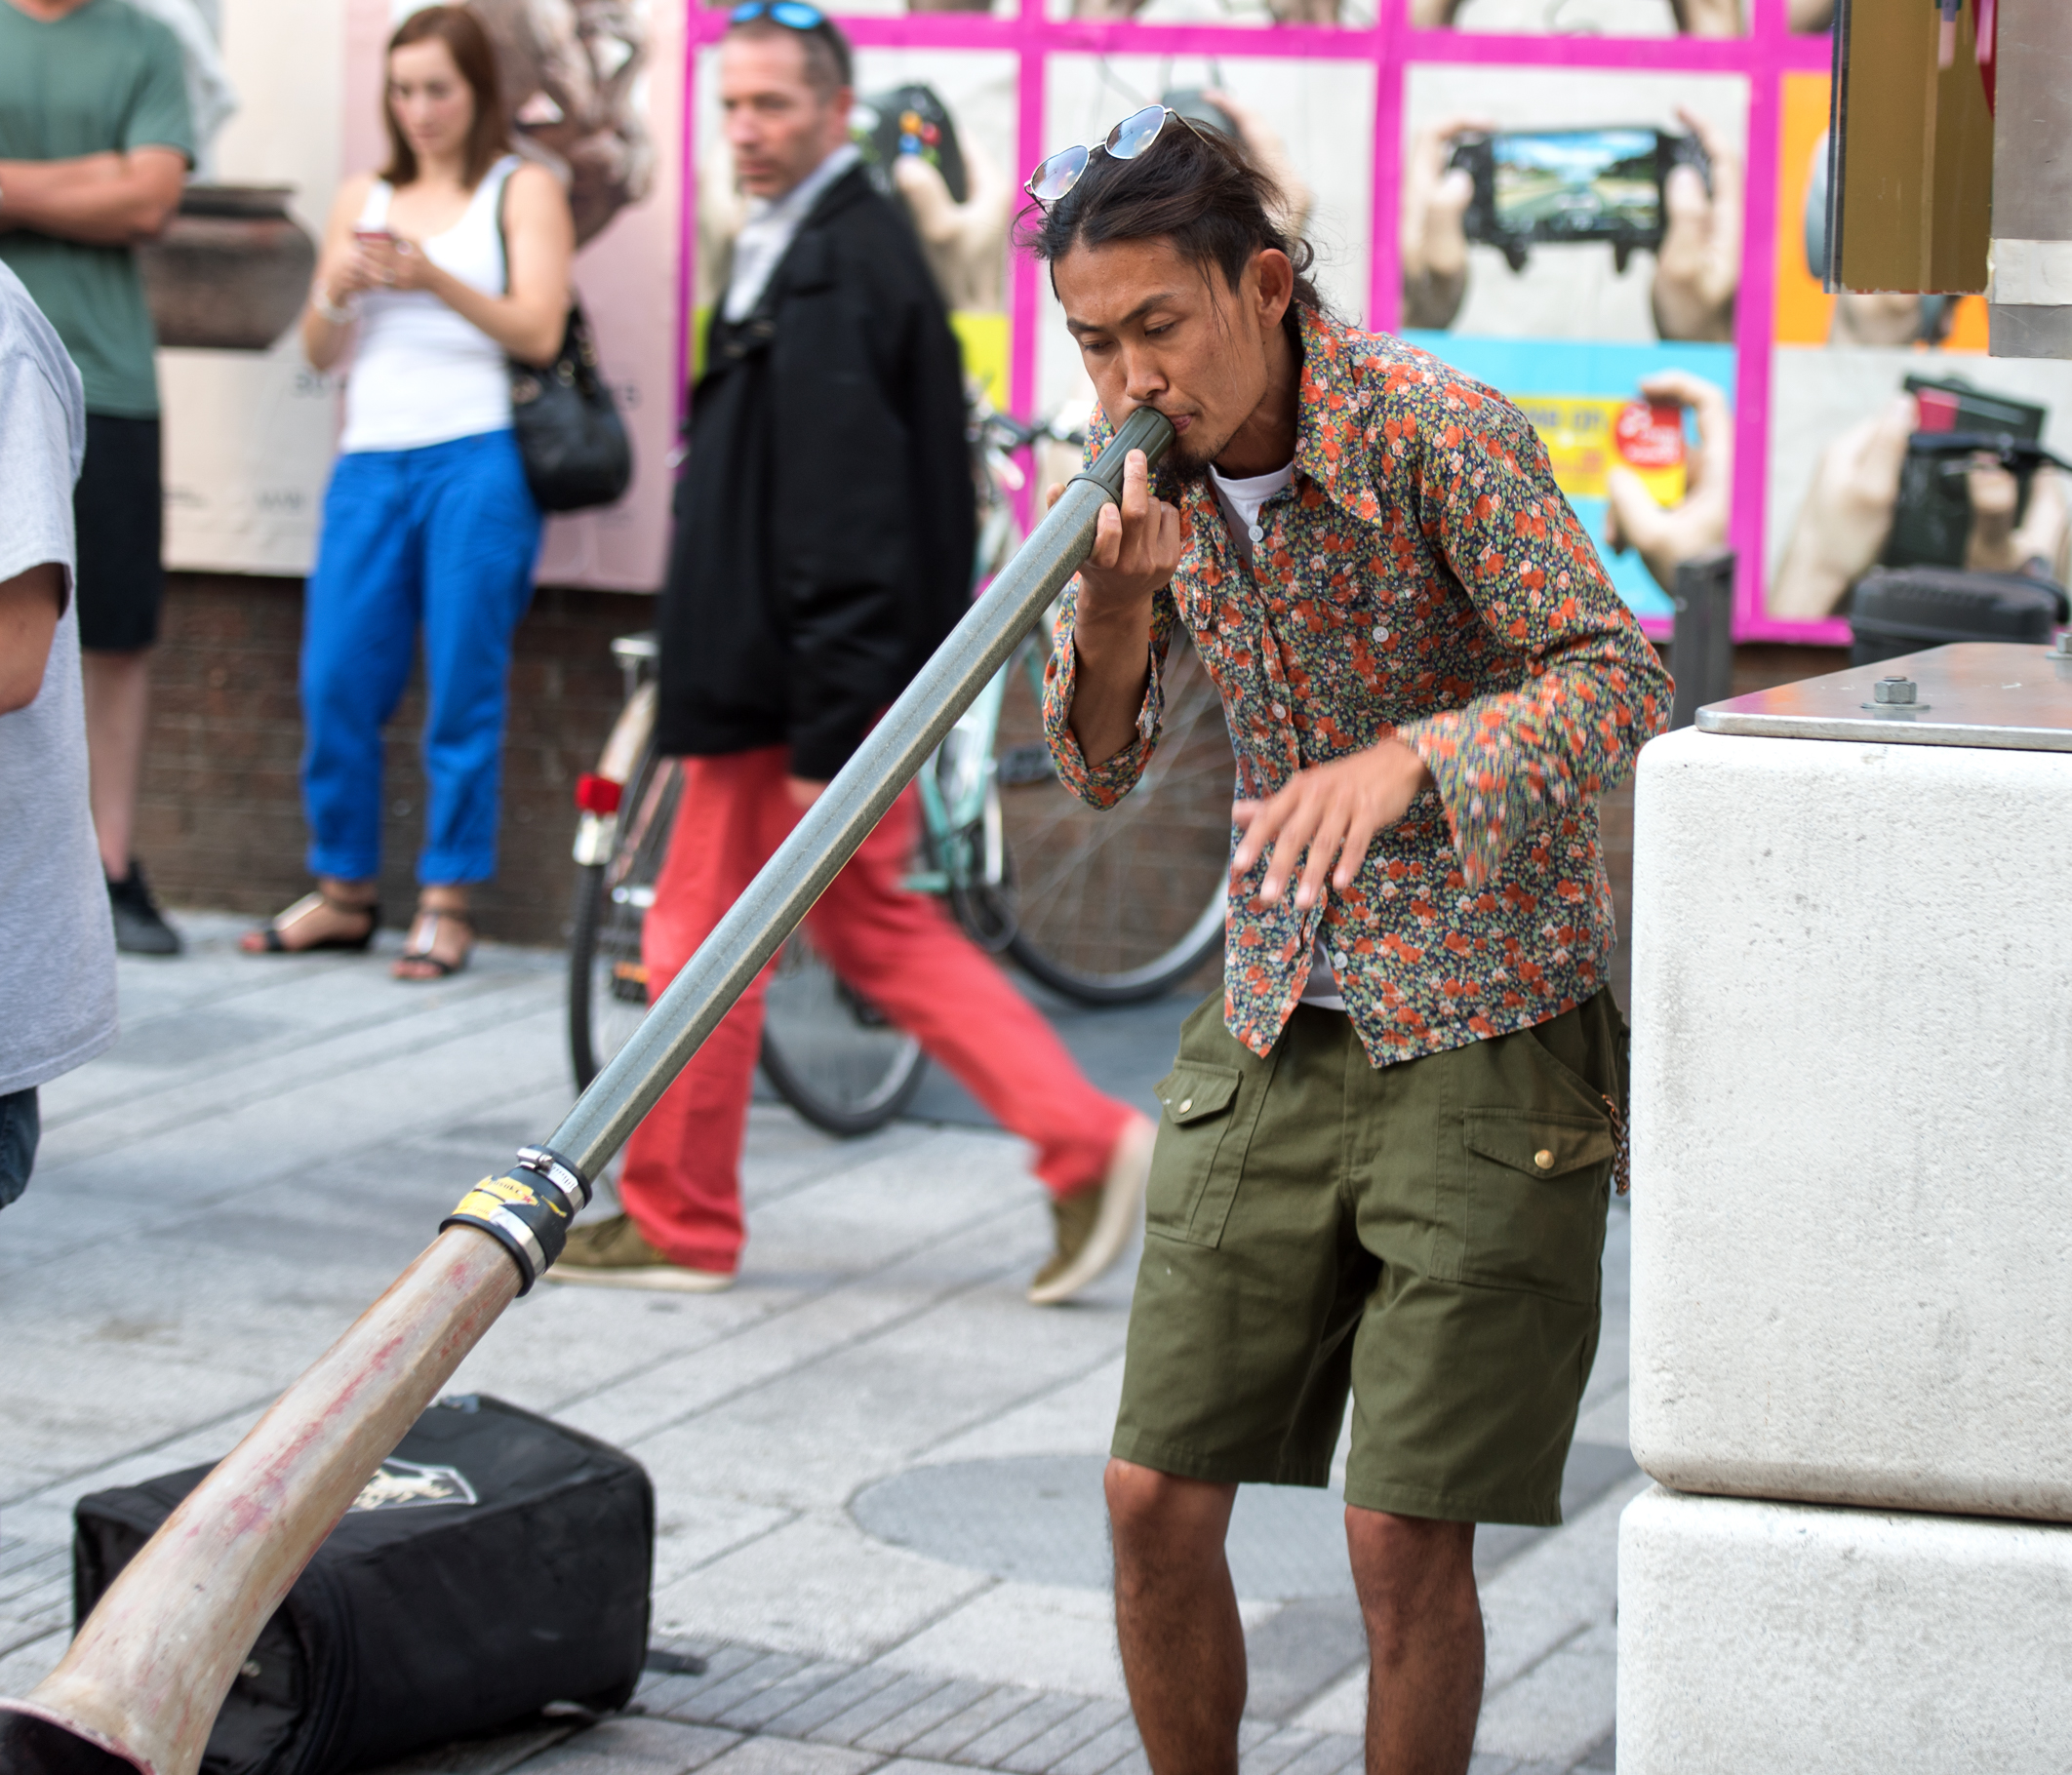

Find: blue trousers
<box><xmin>301</xmin><ymin>430</ymin><xmax>541</xmax><ymax>886</ymax></box>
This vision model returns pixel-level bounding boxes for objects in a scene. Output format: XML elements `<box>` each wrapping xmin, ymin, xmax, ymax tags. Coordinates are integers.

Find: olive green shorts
<box><xmin>1112</xmin><ymin>991</ymin><xmax>1627</xmax><ymax>1526</ymax></box>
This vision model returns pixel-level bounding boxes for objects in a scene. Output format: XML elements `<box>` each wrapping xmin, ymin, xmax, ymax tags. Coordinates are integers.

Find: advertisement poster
<box><xmin>154</xmin><ymin>0</ymin><xmax>2060</xmax><ymax>639</ymax></box>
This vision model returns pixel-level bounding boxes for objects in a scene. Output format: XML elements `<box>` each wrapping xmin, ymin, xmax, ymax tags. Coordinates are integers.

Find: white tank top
<box><xmin>339</xmin><ymin>155</ymin><xmax>520</xmax><ymax>454</ymax></box>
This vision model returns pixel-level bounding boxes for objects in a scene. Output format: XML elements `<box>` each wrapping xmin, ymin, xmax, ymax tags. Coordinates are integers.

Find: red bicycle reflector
<box><xmin>575</xmin><ymin>773</ymin><xmax>623</xmax><ymax>814</ymax></box>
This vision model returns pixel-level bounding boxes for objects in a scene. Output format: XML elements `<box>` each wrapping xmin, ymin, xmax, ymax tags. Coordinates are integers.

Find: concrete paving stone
<box><xmin>1044</xmin><ymin>1715</ymin><xmax>1145</xmax><ymax>1775</ymax></box>
<box><xmin>0</xmin><ymin>1626</ymin><xmax>65</xmax><ymax>1698</ymax></box>
<box><xmin>1274</xmin><ymin>1737</ymin><xmax>1364</xmax><ymax>1775</ymax></box>
<box><xmin>892</xmin><ymin>1685</ymin><xmax>1043</xmax><ymax>1760</ymax></box>
<box><xmin>710</xmin><ymin>1660</ymin><xmax>857</xmax><ymax>1731</ymax></box>
<box><xmin>915</xmin><ymin>1358</ymin><xmax>1126</xmax><ymax>1468</ymax></box>
<box><xmin>1238</xmin><ymin>1597</ymin><xmax>1366</xmax><ymax>1721</ymax></box>
<box><xmin>1238</xmin><ymin>1727</ymin><xmax>1323</xmax><ymax>1775</ymax></box>
<box><xmin>558</xmin><ymin>1203</ymin><xmax>1038</xmax><ymax>1457</ymax></box>
<box><xmin>996</xmin><ymin>1697</ymin><xmax>1126</xmax><ymax>1773</ymax></box>
<box><xmin>1568</xmin><ymin>1389</ymin><xmax>1628</xmax><ymax>1451</ymax></box>
<box><xmin>635</xmin><ymin>1644</ymin><xmax>767</xmax><ymax>1717</ymax></box>
<box><xmin>1476</xmin><ymin>1478</ymin><xmax>1643</xmax><ymax>1696</ymax></box>
<box><xmin>1092</xmin><ymin>1752</ymin><xmax>1147</xmax><ymax>1775</ymax></box>
<box><xmin>1</xmin><ymin>1403</ymin><xmax>269</xmax><ymax>1547</ymax></box>
<box><xmin>370</xmin><ymin>1719</ymin><xmax>585</xmax><ymax>1773</ymax></box>
<box><xmin>515</xmin><ymin>1716</ymin><xmax>742</xmax><ymax>1774</ymax></box>
<box><xmin>876</xmin><ymin>1582</ymin><xmax>1129</xmax><ymax>1700</ymax></box>
<box><xmin>662</xmin><ymin>1651</ymin><xmax>811</xmax><ymax>1723</ymax></box>
<box><xmin>819</xmin><ymin>1674</ymin><xmax>965</xmax><ymax>1750</ymax></box>
<box><xmin>1471</xmin><ymin>1620</ymin><xmax>1614</xmax><ymax>1767</ymax></box>
<box><xmin>649</xmin><ymin>1516</ymin><xmax>991</xmax><ymax>1664</ymax></box>
<box><xmin>952</xmin><ymin>1692</ymin><xmax>1097</xmax><ymax>1767</ymax></box>
<box><xmin>761</xmin><ymin>1663</ymin><xmax>914</xmax><ymax>1741</ymax></box>
<box><xmin>1575</xmin><ymin>1727</ymin><xmax>1614</xmax><ymax>1771</ymax></box>
<box><xmin>1463</xmin><ymin>1757</ymin><xmax>1519</xmax><ymax>1775</ymax></box>
<box><xmin>694</xmin><ymin>1739</ymin><xmax>880</xmax><ymax>1775</ymax></box>
<box><xmin>648</xmin><ymin>1498</ymin><xmax>799</xmax><ymax>1595</ymax></box>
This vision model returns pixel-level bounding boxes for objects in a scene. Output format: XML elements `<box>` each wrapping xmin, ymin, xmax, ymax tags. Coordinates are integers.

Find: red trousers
<box><xmin>617</xmin><ymin>746</ymin><xmax>1135</xmax><ymax>1273</ymax></box>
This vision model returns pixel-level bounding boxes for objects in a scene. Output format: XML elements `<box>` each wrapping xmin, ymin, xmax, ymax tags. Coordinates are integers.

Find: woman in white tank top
<box><xmin>244</xmin><ymin>4</ymin><xmax>574</xmax><ymax>979</ymax></box>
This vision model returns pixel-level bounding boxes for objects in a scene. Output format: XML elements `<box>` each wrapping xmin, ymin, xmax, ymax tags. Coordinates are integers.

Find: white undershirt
<box><xmin>1208</xmin><ymin>459</ymin><xmax>1345</xmax><ymax>1011</ymax></box>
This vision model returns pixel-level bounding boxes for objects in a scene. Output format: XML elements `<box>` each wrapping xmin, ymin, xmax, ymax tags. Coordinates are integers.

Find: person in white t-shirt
<box><xmin>0</xmin><ymin>260</ymin><xmax>118</xmax><ymax>1208</ymax></box>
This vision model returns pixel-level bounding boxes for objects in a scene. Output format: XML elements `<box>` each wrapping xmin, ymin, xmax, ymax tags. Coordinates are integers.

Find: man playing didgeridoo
<box><xmin>1026</xmin><ymin>109</ymin><xmax>1670</xmax><ymax>1772</ymax></box>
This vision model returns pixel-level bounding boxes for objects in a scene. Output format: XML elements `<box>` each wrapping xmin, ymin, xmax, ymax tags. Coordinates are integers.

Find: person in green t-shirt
<box><xmin>0</xmin><ymin>0</ymin><xmax>192</xmax><ymax>956</ymax></box>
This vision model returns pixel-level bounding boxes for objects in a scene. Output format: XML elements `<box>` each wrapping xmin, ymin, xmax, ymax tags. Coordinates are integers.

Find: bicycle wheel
<box><xmin>758</xmin><ymin>930</ymin><xmax>927</xmax><ymax>1136</ymax></box>
<box><xmin>569</xmin><ymin>744</ymin><xmax>683</xmax><ymax>1089</ymax></box>
<box><xmin>995</xmin><ymin>626</ymin><xmax>1232</xmax><ymax>1005</ymax></box>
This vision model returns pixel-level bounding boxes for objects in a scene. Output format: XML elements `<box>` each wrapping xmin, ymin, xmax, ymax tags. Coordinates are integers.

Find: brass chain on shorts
<box><xmin>1603</xmin><ymin>1092</ymin><xmax>1630</xmax><ymax>1196</ymax></box>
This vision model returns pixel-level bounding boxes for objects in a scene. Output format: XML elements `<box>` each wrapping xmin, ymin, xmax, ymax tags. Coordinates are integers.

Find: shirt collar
<box><xmin>1288</xmin><ymin>306</ymin><xmax>1387</xmax><ymax>530</ymax></box>
<box><xmin>744</xmin><ymin>141</ymin><xmax>861</xmax><ymax>228</ymax></box>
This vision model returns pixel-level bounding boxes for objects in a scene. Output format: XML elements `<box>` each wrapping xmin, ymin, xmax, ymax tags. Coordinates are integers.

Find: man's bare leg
<box><xmin>1346</xmin><ymin>1507</ymin><xmax>1483</xmax><ymax>1775</ymax></box>
<box><xmin>1105</xmin><ymin>1458</ymin><xmax>1245</xmax><ymax>1773</ymax></box>
<box><xmin>81</xmin><ymin>648</ymin><xmax>150</xmax><ymax>878</ymax></box>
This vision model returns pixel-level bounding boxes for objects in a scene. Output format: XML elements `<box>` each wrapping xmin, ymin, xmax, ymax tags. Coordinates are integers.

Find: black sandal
<box><xmin>394</xmin><ymin>904</ymin><xmax>474</xmax><ymax>980</ymax></box>
<box><xmin>244</xmin><ymin>890</ymin><xmax>379</xmax><ymax>955</ymax></box>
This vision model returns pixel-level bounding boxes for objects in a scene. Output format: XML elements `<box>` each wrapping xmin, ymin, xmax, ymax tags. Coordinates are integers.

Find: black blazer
<box><xmin>654</xmin><ymin>164</ymin><xmax>976</xmax><ymax>779</ymax></box>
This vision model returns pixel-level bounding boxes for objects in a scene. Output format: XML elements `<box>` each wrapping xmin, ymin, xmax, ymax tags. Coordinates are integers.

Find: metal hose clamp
<box><xmin>441</xmin><ymin>1147</ymin><xmax>592</xmax><ymax>1293</ymax></box>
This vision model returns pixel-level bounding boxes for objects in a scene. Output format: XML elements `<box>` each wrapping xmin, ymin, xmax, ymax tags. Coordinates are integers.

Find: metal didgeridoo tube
<box><xmin>0</xmin><ymin>404</ymin><xmax>1175</xmax><ymax>1775</ymax></box>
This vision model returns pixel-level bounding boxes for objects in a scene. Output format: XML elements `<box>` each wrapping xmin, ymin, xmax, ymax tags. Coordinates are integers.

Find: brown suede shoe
<box><xmin>1028</xmin><ymin>1113</ymin><xmax>1156</xmax><ymax>1305</ymax></box>
<box><xmin>546</xmin><ymin>1212</ymin><xmax>736</xmax><ymax>1293</ymax></box>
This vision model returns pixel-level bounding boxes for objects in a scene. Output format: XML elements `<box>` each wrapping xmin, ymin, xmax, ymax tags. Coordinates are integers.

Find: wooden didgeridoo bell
<box><xmin>0</xmin><ymin>405</ymin><xmax>1175</xmax><ymax>1775</ymax></box>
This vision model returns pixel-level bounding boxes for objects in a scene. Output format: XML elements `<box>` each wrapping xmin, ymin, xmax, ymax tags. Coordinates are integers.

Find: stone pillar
<box><xmin>1618</xmin><ymin>645</ymin><xmax>2072</xmax><ymax>1771</ymax></box>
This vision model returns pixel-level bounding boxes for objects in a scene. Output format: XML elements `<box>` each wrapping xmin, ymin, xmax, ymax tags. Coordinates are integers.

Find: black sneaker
<box><xmin>107</xmin><ymin>860</ymin><xmax>182</xmax><ymax>956</ymax></box>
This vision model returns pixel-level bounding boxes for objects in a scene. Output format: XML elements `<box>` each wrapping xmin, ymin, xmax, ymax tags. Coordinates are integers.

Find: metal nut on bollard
<box><xmin>1873</xmin><ymin>676</ymin><xmax>1918</xmax><ymax>705</ymax></box>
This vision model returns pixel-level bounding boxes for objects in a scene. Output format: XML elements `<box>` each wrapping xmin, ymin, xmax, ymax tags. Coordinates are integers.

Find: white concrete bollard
<box><xmin>1621</xmin><ymin>646</ymin><xmax>2072</xmax><ymax>1767</ymax></box>
<box><xmin>1618</xmin><ymin>1485</ymin><xmax>2072</xmax><ymax>1774</ymax></box>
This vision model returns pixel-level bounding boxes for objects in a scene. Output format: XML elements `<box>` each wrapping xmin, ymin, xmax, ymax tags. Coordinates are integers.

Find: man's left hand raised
<box><xmin>1232</xmin><ymin>737</ymin><xmax>1432</xmax><ymax>911</ymax></box>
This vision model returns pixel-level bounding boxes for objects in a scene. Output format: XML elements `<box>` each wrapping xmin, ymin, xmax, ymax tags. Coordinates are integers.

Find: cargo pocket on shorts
<box><xmin>1146</xmin><ymin>1062</ymin><xmax>1247</xmax><ymax>1248</ymax></box>
<box><xmin>1456</xmin><ymin>1108</ymin><xmax>1614</xmax><ymax>1303</ymax></box>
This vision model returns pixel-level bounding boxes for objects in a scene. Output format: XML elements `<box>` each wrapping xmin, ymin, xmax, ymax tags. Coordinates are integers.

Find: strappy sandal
<box><xmin>242</xmin><ymin>889</ymin><xmax>379</xmax><ymax>955</ymax></box>
<box><xmin>393</xmin><ymin>902</ymin><xmax>474</xmax><ymax>981</ymax></box>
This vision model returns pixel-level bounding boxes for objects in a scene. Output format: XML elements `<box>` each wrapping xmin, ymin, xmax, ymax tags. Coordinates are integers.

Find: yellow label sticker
<box><xmin>450</xmin><ymin>1174</ymin><xmax>566</xmax><ymax>1223</ymax></box>
<box><xmin>1513</xmin><ymin>396</ymin><xmax>1688</xmax><ymax>507</ymax></box>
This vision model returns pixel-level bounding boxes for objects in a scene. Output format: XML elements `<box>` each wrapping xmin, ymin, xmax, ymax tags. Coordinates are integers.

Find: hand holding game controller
<box><xmin>893</xmin><ymin>137</ymin><xmax>1014</xmax><ymax>311</ymax></box>
<box><xmin>1767</xmin><ymin>394</ymin><xmax>1917</xmax><ymax>619</ymax></box>
<box><xmin>1603</xmin><ymin>371</ymin><xmax>1733</xmax><ymax>595</ymax></box>
<box><xmin>1650</xmin><ymin>106</ymin><xmax>1739</xmax><ymax>342</ymax></box>
<box><xmin>1399</xmin><ymin>112</ymin><xmax>1494</xmax><ymax>330</ymax></box>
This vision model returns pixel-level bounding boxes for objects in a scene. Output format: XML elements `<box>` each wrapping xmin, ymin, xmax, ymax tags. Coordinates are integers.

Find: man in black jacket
<box><xmin>554</xmin><ymin>5</ymin><xmax>1152</xmax><ymax>1299</ymax></box>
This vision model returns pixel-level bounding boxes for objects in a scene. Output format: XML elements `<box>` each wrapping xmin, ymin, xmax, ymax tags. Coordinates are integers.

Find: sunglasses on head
<box><xmin>729</xmin><ymin>0</ymin><xmax>828</xmax><ymax>29</ymax></box>
<box><xmin>1024</xmin><ymin>104</ymin><xmax>1206</xmax><ymax>211</ymax></box>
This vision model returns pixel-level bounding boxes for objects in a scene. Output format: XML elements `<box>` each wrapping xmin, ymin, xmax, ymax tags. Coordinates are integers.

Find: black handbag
<box><xmin>72</xmin><ymin>1395</ymin><xmax>654</xmax><ymax>1775</ymax></box>
<box><xmin>498</xmin><ymin>181</ymin><xmax>632</xmax><ymax>513</ymax></box>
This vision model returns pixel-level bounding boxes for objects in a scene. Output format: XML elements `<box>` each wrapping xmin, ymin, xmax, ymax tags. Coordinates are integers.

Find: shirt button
<box><xmin>1271</xmin><ymin>701</ymin><xmax>1287</xmax><ymax>719</ymax></box>
<box><xmin>1248</xmin><ymin>523</ymin><xmax>1264</xmax><ymax>543</ymax></box>
<box><xmin>1373</xmin><ymin>625</ymin><xmax>1388</xmax><ymax>642</ymax></box>
<box><xmin>1332</xmin><ymin>951</ymin><xmax>1348</xmax><ymax>969</ymax></box>
<box><xmin>1534</xmin><ymin>1149</ymin><xmax>1555</xmax><ymax>1170</ymax></box>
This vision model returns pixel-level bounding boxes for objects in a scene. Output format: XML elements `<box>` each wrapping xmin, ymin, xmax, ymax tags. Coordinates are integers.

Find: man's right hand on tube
<box><xmin>1051</xmin><ymin>447</ymin><xmax>1181</xmax><ymax>768</ymax></box>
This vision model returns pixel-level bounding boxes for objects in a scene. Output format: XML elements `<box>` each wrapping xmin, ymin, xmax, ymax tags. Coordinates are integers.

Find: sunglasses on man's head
<box><xmin>729</xmin><ymin>0</ymin><xmax>828</xmax><ymax>29</ymax></box>
<box><xmin>1024</xmin><ymin>104</ymin><xmax>1205</xmax><ymax>211</ymax></box>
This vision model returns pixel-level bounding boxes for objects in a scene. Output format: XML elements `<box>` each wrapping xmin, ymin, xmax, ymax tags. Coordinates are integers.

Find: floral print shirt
<box><xmin>1043</xmin><ymin>307</ymin><xmax>1671</xmax><ymax>1066</ymax></box>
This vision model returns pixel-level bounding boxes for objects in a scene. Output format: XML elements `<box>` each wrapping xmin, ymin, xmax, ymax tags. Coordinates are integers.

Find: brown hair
<box><xmin>380</xmin><ymin>5</ymin><xmax>509</xmax><ymax>190</ymax></box>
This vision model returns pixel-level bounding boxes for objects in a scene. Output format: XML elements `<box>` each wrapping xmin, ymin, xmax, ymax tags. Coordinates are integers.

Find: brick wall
<box><xmin>139</xmin><ymin>572</ymin><xmax>1847</xmax><ymax>980</ymax></box>
<box><xmin>140</xmin><ymin>572</ymin><xmax>654</xmax><ymax>947</ymax></box>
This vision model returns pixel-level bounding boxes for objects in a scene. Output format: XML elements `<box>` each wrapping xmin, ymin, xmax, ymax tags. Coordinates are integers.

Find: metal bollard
<box><xmin>1667</xmin><ymin>549</ymin><xmax>1736</xmax><ymax>731</ymax></box>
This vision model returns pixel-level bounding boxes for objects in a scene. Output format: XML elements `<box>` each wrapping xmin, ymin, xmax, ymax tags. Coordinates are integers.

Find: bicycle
<box><xmin>567</xmin><ymin>408</ymin><xmax>1235</xmax><ymax>1136</ymax></box>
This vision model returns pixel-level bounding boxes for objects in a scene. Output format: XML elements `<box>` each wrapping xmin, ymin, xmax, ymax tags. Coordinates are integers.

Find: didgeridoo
<box><xmin>0</xmin><ymin>406</ymin><xmax>1175</xmax><ymax>1775</ymax></box>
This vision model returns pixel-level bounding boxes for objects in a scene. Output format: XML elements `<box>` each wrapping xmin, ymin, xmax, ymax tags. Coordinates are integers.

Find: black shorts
<box><xmin>74</xmin><ymin>413</ymin><xmax>165</xmax><ymax>652</ymax></box>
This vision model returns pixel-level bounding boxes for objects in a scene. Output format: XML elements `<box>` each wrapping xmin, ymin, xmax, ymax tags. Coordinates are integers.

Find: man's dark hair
<box><xmin>727</xmin><ymin>13</ymin><xmax>853</xmax><ymax>100</ymax></box>
<box><xmin>1017</xmin><ymin>121</ymin><xmax>1325</xmax><ymax>319</ymax></box>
